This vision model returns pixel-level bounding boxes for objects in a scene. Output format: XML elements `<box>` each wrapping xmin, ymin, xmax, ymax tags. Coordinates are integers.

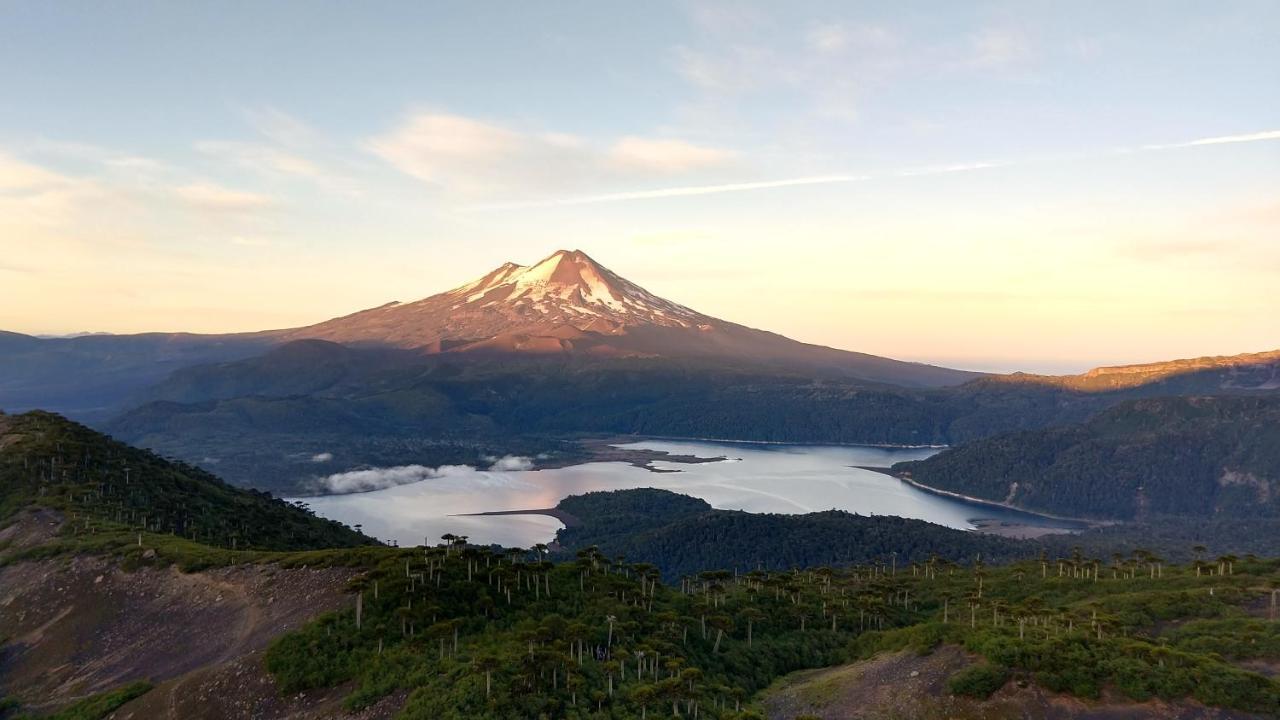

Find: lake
<box><xmin>297</xmin><ymin>440</ymin><xmax>1073</xmax><ymax>548</ymax></box>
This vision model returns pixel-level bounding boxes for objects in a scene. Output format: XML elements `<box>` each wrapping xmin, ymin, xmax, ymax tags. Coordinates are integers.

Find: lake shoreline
<box><xmin>855</xmin><ymin>465</ymin><xmax>1101</xmax><ymax>537</ymax></box>
<box><xmin>455</xmin><ymin>507</ymin><xmax>583</xmax><ymax>528</ymax></box>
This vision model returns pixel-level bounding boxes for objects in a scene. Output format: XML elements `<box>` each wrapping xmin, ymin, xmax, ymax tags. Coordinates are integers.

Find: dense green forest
<box><xmin>554</xmin><ymin>489</ymin><xmax>1030</xmax><ymax>579</ymax></box>
<box><xmin>104</xmin><ymin>343</ymin><xmax>1280</xmax><ymax>493</ymax></box>
<box><xmin>894</xmin><ymin>395</ymin><xmax>1280</xmax><ymax>520</ymax></box>
<box><xmin>0</xmin><ymin>410</ymin><xmax>372</xmax><ymax>551</ymax></box>
<box><xmin>552</xmin><ymin>489</ymin><xmax>1280</xmax><ymax>580</ymax></box>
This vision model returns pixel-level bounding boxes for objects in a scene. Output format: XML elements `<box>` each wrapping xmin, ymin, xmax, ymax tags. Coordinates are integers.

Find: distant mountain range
<box><xmin>2</xmin><ymin>249</ymin><xmax>1277</xmax><ymax>493</ymax></box>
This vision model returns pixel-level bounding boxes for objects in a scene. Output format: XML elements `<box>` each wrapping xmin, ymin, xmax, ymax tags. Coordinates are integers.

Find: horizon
<box><xmin>2</xmin><ymin>2</ymin><xmax>1277</xmax><ymax>373</ymax></box>
<box><xmin>12</xmin><ymin>243</ymin><xmax>1277</xmax><ymax>376</ymax></box>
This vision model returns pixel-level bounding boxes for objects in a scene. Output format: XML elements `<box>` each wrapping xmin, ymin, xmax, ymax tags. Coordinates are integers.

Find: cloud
<box><xmin>967</xmin><ymin>28</ymin><xmax>1032</xmax><ymax>69</ymax></box>
<box><xmin>311</xmin><ymin>452</ymin><xmax>333</xmax><ymax>463</ymax></box>
<box><xmin>368</xmin><ymin>111</ymin><xmax>734</xmax><ymax>196</ymax></box>
<box><xmin>316</xmin><ymin>464</ymin><xmax>470</xmax><ymax>493</ymax></box>
<box><xmin>174</xmin><ymin>182</ymin><xmax>276</xmax><ymax>212</ymax></box>
<box><xmin>196</xmin><ymin>140</ymin><xmax>324</xmax><ymax>179</ymax></box>
<box><xmin>672</xmin><ymin>14</ymin><xmax>904</xmax><ymax>125</ymax></box>
<box><xmin>367</xmin><ymin>113</ymin><xmax>526</xmax><ymax>190</ymax></box>
<box><xmin>0</xmin><ymin>153</ymin><xmax>75</xmax><ymax>190</ymax></box>
<box><xmin>487</xmin><ymin>455</ymin><xmax>534</xmax><ymax>471</ymax></box>
<box><xmin>316</xmin><ymin>459</ymin><xmax>534</xmax><ymax>494</ymax></box>
<box><xmin>0</xmin><ymin>152</ymin><xmax>106</xmax><ymax>226</ymax></box>
<box><xmin>608</xmin><ymin>137</ymin><xmax>735</xmax><ymax>172</ymax></box>
<box><xmin>469</xmin><ymin>126</ymin><xmax>1280</xmax><ymax>210</ymax></box>
<box><xmin>806</xmin><ymin>23</ymin><xmax>898</xmax><ymax>55</ymax></box>
<box><xmin>243</xmin><ymin>106</ymin><xmax>322</xmax><ymax>148</ymax></box>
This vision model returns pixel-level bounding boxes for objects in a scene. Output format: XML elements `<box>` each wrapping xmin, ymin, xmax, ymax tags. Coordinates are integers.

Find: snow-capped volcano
<box><xmin>445</xmin><ymin>249</ymin><xmax>705</xmax><ymax>329</ymax></box>
<box><xmin>282</xmin><ymin>249</ymin><xmax>980</xmax><ymax>387</ymax></box>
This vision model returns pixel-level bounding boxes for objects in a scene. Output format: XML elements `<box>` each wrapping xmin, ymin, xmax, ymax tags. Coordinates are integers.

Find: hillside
<box><xmin>0</xmin><ymin>410</ymin><xmax>372</xmax><ymax>550</ymax></box>
<box><xmin>893</xmin><ymin>395</ymin><xmax>1280</xmax><ymax>521</ymax></box>
<box><xmin>240</xmin><ymin>539</ymin><xmax>1280</xmax><ymax>718</ymax></box>
<box><xmin>0</xmin><ymin>332</ymin><xmax>272</xmax><ymax>420</ymax></box>
<box><xmin>552</xmin><ymin>489</ymin><xmax>1029</xmax><ymax>579</ymax></box>
<box><xmin>107</xmin><ymin>342</ymin><xmax>1279</xmax><ymax>493</ymax></box>
<box><xmin>984</xmin><ymin>349</ymin><xmax>1280</xmax><ymax>393</ymax></box>
<box><xmin>2</xmin><ymin>443</ymin><xmax>1278</xmax><ymax>718</ymax></box>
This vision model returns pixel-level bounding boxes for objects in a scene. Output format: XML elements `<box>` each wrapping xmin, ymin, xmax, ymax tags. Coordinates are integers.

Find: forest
<box><xmin>0</xmin><ymin>410</ymin><xmax>372</xmax><ymax>553</ymax></box>
<box><xmin>105</xmin><ymin>346</ymin><xmax>1278</xmax><ymax>494</ymax></box>
<box><xmin>895</xmin><ymin>395</ymin><xmax>1280</xmax><ymax>520</ymax></box>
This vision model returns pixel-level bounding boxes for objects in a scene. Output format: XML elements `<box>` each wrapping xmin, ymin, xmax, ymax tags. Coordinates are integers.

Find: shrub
<box><xmin>948</xmin><ymin>663</ymin><xmax>1009</xmax><ymax>699</ymax></box>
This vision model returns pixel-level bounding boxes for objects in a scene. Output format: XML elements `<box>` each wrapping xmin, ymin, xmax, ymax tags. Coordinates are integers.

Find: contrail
<box><xmin>1140</xmin><ymin>129</ymin><xmax>1280</xmax><ymax>150</ymax></box>
<box><xmin>466</xmin><ymin>174</ymin><xmax>871</xmax><ymax>211</ymax></box>
<box><xmin>467</xmin><ymin>128</ymin><xmax>1280</xmax><ymax>211</ymax></box>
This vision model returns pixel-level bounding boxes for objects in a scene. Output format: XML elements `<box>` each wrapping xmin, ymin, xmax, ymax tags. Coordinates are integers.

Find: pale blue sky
<box><xmin>1</xmin><ymin>1</ymin><xmax>1277</xmax><ymax>372</ymax></box>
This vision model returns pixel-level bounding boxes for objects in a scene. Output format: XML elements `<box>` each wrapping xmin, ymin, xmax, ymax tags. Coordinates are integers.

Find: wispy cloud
<box><xmin>242</xmin><ymin>106</ymin><xmax>322</xmax><ymax>148</ymax></box>
<box><xmin>196</xmin><ymin>140</ymin><xmax>323</xmax><ymax>179</ymax></box>
<box><xmin>608</xmin><ymin>137</ymin><xmax>735</xmax><ymax>173</ymax></box>
<box><xmin>175</xmin><ymin>182</ymin><xmax>276</xmax><ymax>212</ymax></box>
<box><xmin>0</xmin><ymin>152</ymin><xmax>106</xmax><ymax>226</ymax></box>
<box><xmin>470</xmin><ymin>128</ymin><xmax>1280</xmax><ymax>210</ymax></box>
<box><xmin>368</xmin><ymin>111</ymin><xmax>734</xmax><ymax>196</ymax></box>
<box><xmin>966</xmin><ymin>28</ymin><xmax>1033</xmax><ymax>69</ymax></box>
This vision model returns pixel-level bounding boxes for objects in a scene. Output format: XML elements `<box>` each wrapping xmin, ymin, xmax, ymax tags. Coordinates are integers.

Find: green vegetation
<box><xmin>9</xmin><ymin>682</ymin><xmax>153</xmax><ymax>720</ymax></box>
<box><xmin>946</xmin><ymin>662</ymin><xmax>1008</xmax><ymax>698</ymax></box>
<box><xmin>895</xmin><ymin>395</ymin><xmax>1280</xmax><ymax>520</ymax></box>
<box><xmin>555</xmin><ymin>489</ymin><xmax>1029</xmax><ymax>579</ymax></box>
<box><xmin>261</xmin><ymin>526</ymin><xmax>1280</xmax><ymax>718</ymax></box>
<box><xmin>7</xmin><ymin>410</ymin><xmax>1280</xmax><ymax>718</ymax></box>
<box><xmin>103</xmin><ymin>339</ymin><xmax>1280</xmax><ymax>493</ymax></box>
<box><xmin>0</xmin><ymin>410</ymin><xmax>373</xmax><ymax>551</ymax></box>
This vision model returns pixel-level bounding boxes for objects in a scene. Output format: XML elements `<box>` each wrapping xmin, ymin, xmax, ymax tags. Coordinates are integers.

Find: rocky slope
<box><xmin>0</xmin><ymin>511</ymin><xmax>397</xmax><ymax>720</ymax></box>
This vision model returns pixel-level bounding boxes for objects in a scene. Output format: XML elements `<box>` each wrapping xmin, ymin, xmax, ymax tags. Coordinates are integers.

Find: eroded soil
<box><xmin>0</xmin><ymin>511</ymin><xmax>401</xmax><ymax>719</ymax></box>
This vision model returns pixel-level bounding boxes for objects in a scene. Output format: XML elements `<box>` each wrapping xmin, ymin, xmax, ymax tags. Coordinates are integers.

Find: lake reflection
<box><xmin>297</xmin><ymin>440</ymin><xmax>1061</xmax><ymax>548</ymax></box>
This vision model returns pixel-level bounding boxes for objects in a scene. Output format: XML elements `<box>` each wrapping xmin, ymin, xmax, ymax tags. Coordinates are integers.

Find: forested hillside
<box><xmin>553</xmin><ymin>489</ymin><xmax>1030</xmax><ymax>579</ymax></box>
<box><xmin>894</xmin><ymin>395</ymin><xmax>1280</xmax><ymax>520</ymax></box>
<box><xmin>105</xmin><ymin>344</ymin><xmax>1280</xmax><ymax>493</ymax></box>
<box><xmin>3</xmin><ymin>427</ymin><xmax>1278</xmax><ymax>719</ymax></box>
<box><xmin>259</xmin><ymin>538</ymin><xmax>1280</xmax><ymax>719</ymax></box>
<box><xmin>0</xmin><ymin>410</ymin><xmax>372</xmax><ymax>551</ymax></box>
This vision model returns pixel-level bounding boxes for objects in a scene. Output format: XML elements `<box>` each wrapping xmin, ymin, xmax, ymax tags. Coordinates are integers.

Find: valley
<box><xmin>295</xmin><ymin>439</ymin><xmax>1082</xmax><ymax>549</ymax></box>
<box><xmin>6</xmin><ymin>6</ymin><xmax>1277</xmax><ymax>718</ymax></box>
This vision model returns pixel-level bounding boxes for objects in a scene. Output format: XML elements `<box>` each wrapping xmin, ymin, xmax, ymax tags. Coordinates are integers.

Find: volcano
<box><xmin>280</xmin><ymin>249</ymin><xmax>978</xmax><ymax>387</ymax></box>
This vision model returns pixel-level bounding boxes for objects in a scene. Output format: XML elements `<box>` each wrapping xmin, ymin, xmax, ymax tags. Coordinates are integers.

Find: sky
<box><xmin>1</xmin><ymin>1</ymin><xmax>1277</xmax><ymax>373</ymax></box>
